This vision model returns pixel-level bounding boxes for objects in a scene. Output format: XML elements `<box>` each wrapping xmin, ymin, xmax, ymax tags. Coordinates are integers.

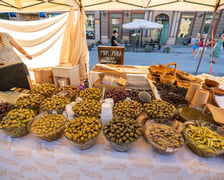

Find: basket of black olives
<box><xmin>0</xmin><ymin>109</ymin><xmax>36</xmax><ymax>137</ymax></box>
<box><xmin>40</xmin><ymin>95</ymin><xmax>70</xmax><ymax>114</ymax></box>
<box><xmin>103</xmin><ymin>118</ymin><xmax>142</xmax><ymax>152</ymax></box>
<box><xmin>29</xmin><ymin>114</ymin><xmax>67</xmax><ymax>141</ymax></box>
<box><xmin>0</xmin><ymin>102</ymin><xmax>13</xmax><ymax>122</ymax></box>
<box><xmin>144</xmin><ymin>121</ymin><xmax>185</xmax><ymax>154</ymax></box>
<box><xmin>64</xmin><ymin>116</ymin><xmax>102</xmax><ymax>150</ymax></box>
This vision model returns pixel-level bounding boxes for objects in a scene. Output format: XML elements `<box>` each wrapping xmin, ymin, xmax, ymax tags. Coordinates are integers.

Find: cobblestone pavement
<box><xmin>89</xmin><ymin>45</ymin><xmax>224</xmax><ymax>77</ymax></box>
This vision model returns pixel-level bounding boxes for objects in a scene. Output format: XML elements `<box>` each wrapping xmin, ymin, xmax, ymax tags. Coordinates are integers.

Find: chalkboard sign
<box><xmin>98</xmin><ymin>46</ymin><xmax>124</xmax><ymax>65</ymax></box>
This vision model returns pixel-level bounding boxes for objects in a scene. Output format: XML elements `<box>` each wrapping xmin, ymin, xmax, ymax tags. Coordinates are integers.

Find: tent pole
<box><xmin>139</xmin><ymin>29</ymin><xmax>142</xmax><ymax>50</ymax></box>
<box><xmin>195</xmin><ymin>9</ymin><xmax>219</xmax><ymax>75</ymax></box>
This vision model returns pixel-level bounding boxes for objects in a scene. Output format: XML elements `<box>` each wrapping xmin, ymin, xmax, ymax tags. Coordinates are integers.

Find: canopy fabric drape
<box><xmin>59</xmin><ymin>8</ymin><xmax>88</xmax><ymax>83</ymax></box>
<box><xmin>0</xmin><ymin>13</ymin><xmax>69</xmax><ymax>68</ymax></box>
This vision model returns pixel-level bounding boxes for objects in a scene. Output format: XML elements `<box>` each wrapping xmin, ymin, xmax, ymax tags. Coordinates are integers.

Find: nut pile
<box><xmin>114</xmin><ymin>100</ymin><xmax>143</xmax><ymax>119</ymax></box>
<box><xmin>32</xmin><ymin>83</ymin><xmax>56</xmax><ymax>98</ymax></box>
<box><xmin>105</xmin><ymin>88</ymin><xmax>128</xmax><ymax>103</ymax></box>
<box><xmin>64</xmin><ymin>116</ymin><xmax>101</xmax><ymax>144</ymax></box>
<box><xmin>103</xmin><ymin>118</ymin><xmax>142</xmax><ymax>144</ymax></box>
<box><xmin>145</xmin><ymin>124</ymin><xmax>184</xmax><ymax>148</ymax></box>
<box><xmin>144</xmin><ymin>99</ymin><xmax>176</xmax><ymax>119</ymax></box>
<box><xmin>15</xmin><ymin>94</ymin><xmax>44</xmax><ymax>112</ymax></box>
<box><xmin>79</xmin><ymin>88</ymin><xmax>102</xmax><ymax>101</ymax></box>
<box><xmin>127</xmin><ymin>89</ymin><xmax>155</xmax><ymax>103</ymax></box>
<box><xmin>40</xmin><ymin>95</ymin><xmax>70</xmax><ymax>113</ymax></box>
<box><xmin>73</xmin><ymin>99</ymin><xmax>101</xmax><ymax>116</ymax></box>
<box><xmin>155</xmin><ymin>83</ymin><xmax>187</xmax><ymax>97</ymax></box>
<box><xmin>30</xmin><ymin>114</ymin><xmax>66</xmax><ymax>134</ymax></box>
<box><xmin>0</xmin><ymin>102</ymin><xmax>12</xmax><ymax>121</ymax></box>
<box><xmin>55</xmin><ymin>85</ymin><xmax>79</xmax><ymax>101</ymax></box>
<box><xmin>0</xmin><ymin>109</ymin><xmax>35</xmax><ymax>137</ymax></box>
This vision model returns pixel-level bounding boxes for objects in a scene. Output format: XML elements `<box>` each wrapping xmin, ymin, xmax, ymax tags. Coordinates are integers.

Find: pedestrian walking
<box><xmin>194</xmin><ymin>34</ymin><xmax>209</xmax><ymax>59</ymax></box>
<box><xmin>210</xmin><ymin>34</ymin><xmax>224</xmax><ymax>63</ymax></box>
<box><xmin>191</xmin><ymin>33</ymin><xmax>200</xmax><ymax>57</ymax></box>
<box><xmin>111</xmin><ymin>30</ymin><xmax>120</xmax><ymax>46</ymax></box>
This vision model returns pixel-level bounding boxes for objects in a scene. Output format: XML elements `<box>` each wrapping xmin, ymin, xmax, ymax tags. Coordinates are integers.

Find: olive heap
<box><xmin>155</xmin><ymin>83</ymin><xmax>188</xmax><ymax>107</ymax></box>
<box><xmin>55</xmin><ymin>85</ymin><xmax>79</xmax><ymax>101</ymax></box>
<box><xmin>40</xmin><ymin>95</ymin><xmax>70</xmax><ymax>113</ymax></box>
<box><xmin>105</xmin><ymin>88</ymin><xmax>128</xmax><ymax>103</ymax></box>
<box><xmin>114</xmin><ymin>100</ymin><xmax>143</xmax><ymax>119</ymax></box>
<box><xmin>103</xmin><ymin>118</ymin><xmax>142</xmax><ymax>144</ymax></box>
<box><xmin>32</xmin><ymin>83</ymin><xmax>56</xmax><ymax>98</ymax></box>
<box><xmin>0</xmin><ymin>109</ymin><xmax>35</xmax><ymax>137</ymax></box>
<box><xmin>145</xmin><ymin>124</ymin><xmax>184</xmax><ymax>149</ymax></box>
<box><xmin>79</xmin><ymin>88</ymin><xmax>102</xmax><ymax>101</ymax></box>
<box><xmin>64</xmin><ymin>116</ymin><xmax>101</xmax><ymax>144</ymax></box>
<box><xmin>15</xmin><ymin>93</ymin><xmax>44</xmax><ymax>113</ymax></box>
<box><xmin>30</xmin><ymin>114</ymin><xmax>66</xmax><ymax>141</ymax></box>
<box><xmin>127</xmin><ymin>89</ymin><xmax>155</xmax><ymax>103</ymax></box>
<box><xmin>144</xmin><ymin>99</ymin><xmax>176</xmax><ymax>119</ymax></box>
<box><xmin>73</xmin><ymin>99</ymin><xmax>101</xmax><ymax>117</ymax></box>
<box><xmin>0</xmin><ymin>102</ymin><xmax>12</xmax><ymax>121</ymax></box>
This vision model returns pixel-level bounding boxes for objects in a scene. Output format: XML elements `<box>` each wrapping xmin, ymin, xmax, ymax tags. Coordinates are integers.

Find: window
<box><xmin>201</xmin><ymin>14</ymin><xmax>219</xmax><ymax>36</ymax></box>
<box><xmin>177</xmin><ymin>14</ymin><xmax>195</xmax><ymax>38</ymax></box>
<box><xmin>86</xmin><ymin>14</ymin><xmax>95</xmax><ymax>39</ymax></box>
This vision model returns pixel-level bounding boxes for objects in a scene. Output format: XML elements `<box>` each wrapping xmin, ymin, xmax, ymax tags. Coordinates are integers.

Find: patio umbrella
<box><xmin>122</xmin><ymin>19</ymin><xmax>163</xmax><ymax>49</ymax></box>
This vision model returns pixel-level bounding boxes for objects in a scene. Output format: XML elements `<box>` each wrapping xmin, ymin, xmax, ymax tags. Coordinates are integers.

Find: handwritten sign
<box><xmin>98</xmin><ymin>46</ymin><xmax>124</xmax><ymax>65</ymax></box>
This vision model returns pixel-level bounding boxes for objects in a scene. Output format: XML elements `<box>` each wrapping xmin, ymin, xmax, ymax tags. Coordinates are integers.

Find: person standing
<box><xmin>194</xmin><ymin>34</ymin><xmax>209</xmax><ymax>59</ymax></box>
<box><xmin>191</xmin><ymin>33</ymin><xmax>200</xmax><ymax>57</ymax></box>
<box><xmin>111</xmin><ymin>30</ymin><xmax>120</xmax><ymax>46</ymax></box>
<box><xmin>0</xmin><ymin>32</ymin><xmax>33</xmax><ymax>88</ymax></box>
<box><xmin>210</xmin><ymin>34</ymin><xmax>224</xmax><ymax>63</ymax></box>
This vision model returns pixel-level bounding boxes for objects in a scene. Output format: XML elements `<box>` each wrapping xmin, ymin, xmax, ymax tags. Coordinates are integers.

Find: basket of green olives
<box><xmin>0</xmin><ymin>109</ymin><xmax>36</xmax><ymax>137</ymax></box>
<box><xmin>29</xmin><ymin>114</ymin><xmax>67</xmax><ymax>141</ymax></box>
<box><xmin>79</xmin><ymin>88</ymin><xmax>102</xmax><ymax>101</ymax></box>
<box><xmin>14</xmin><ymin>93</ymin><xmax>44</xmax><ymax>113</ymax></box>
<box><xmin>114</xmin><ymin>100</ymin><xmax>143</xmax><ymax>119</ymax></box>
<box><xmin>72</xmin><ymin>99</ymin><xmax>101</xmax><ymax>117</ymax></box>
<box><xmin>40</xmin><ymin>95</ymin><xmax>70</xmax><ymax>114</ymax></box>
<box><xmin>64</xmin><ymin>116</ymin><xmax>101</xmax><ymax>150</ymax></box>
<box><xmin>144</xmin><ymin>122</ymin><xmax>185</xmax><ymax>154</ymax></box>
<box><xmin>32</xmin><ymin>83</ymin><xmax>56</xmax><ymax>98</ymax></box>
<box><xmin>178</xmin><ymin>107</ymin><xmax>213</xmax><ymax>123</ymax></box>
<box><xmin>103</xmin><ymin>118</ymin><xmax>142</xmax><ymax>152</ymax></box>
<box><xmin>144</xmin><ymin>99</ymin><xmax>177</xmax><ymax>119</ymax></box>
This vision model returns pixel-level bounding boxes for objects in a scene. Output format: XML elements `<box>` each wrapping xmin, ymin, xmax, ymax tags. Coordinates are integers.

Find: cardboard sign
<box><xmin>98</xmin><ymin>46</ymin><xmax>124</xmax><ymax>65</ymax></box>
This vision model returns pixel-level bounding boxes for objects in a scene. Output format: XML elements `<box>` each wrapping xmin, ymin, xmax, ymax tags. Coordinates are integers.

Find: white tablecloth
<box><xmin>0</xmin><ymin>131</ymin><xmax>224</xmax><ymax>180</ymax></box>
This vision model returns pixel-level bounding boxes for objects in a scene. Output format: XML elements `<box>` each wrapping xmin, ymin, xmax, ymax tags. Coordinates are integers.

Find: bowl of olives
<box><xmin>29</xmin><ymin>114</ymin><xmax>67</xmax><ymax>141</ymax></box>
<box><xmin>40</xmin><ymin>95</ymin><xmax>70</xmax><ymax>114</ymax></box>
<box><xmin>72</xmin><ymin>99</ymin><xmax>101</xmax><ymax>117</ymax></box>
<box><xmin>144</xmin><ymin>99</ymin><xmax>177</xmax><ymax>119</ymax></box>
<box><xmin>64</xmin><ymin>116</ymin><xmax>102</xmax><ymax>150</ymax></box>
<box><xmin>32</xmin><ymin>83</ymin><xmax>56</xmax><ymax>98</ymax></box>
<box><xmin>144</xmin><ymin>122</ymin><xmax>185</xmax><ymax>154</ymax></box>
<box><xmin>0</xmin><ymin>109</ymin><xmax>36</xmax><ymax>137</ymax></box>
<box><xmin>103</xmin><ymin>118</ymin><xmax>142</xmax><ymax>152</ymax></box>
<box><xmin>79</xmin><ymin>88</ymin><xmax>102</xmax><ymax>101</ymax></box>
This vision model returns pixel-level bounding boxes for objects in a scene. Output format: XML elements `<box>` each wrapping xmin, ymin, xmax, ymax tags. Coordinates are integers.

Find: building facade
<box><xmin>1</xmin><ymin>10</ymin><xmax>224</xmax><ymax>46</ymax></box>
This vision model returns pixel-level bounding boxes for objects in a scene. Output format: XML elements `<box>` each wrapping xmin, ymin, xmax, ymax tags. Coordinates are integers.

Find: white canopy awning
<box><xmin>123</xmin><ymin>19</ymin><xmax>163</xmax><ymax>30</ymax></box>
<box><xmin>0</xmin><ymin>0</ymin><xmax>223</xmax><ymax>12</ymax></box>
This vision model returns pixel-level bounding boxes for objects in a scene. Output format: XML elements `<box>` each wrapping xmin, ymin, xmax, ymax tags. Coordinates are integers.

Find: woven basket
<box><xmin>183</xmin><ymin>120</ymin><xmax>224</xmax><ymax>157</ymax></box>
<box><xmin>144</xmin><ymin>121</ymin><xmax>185</xmax><ymax>154</ymax></box>
<box><xmin>160</xmin><ymin>62</ymin><xmax>177</xmax><ymax>85</ymax></box>
<box><xmin>176</xmin><ymin>79</ymin><xmax>191</xmax><ymax>88</ymax></box>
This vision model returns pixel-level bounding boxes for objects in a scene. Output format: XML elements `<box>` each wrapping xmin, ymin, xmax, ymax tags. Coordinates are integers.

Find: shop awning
<box><xmin>0</xmin><ymin>0</ymin><xmax>223</xmax><ymax>12</ymax></box>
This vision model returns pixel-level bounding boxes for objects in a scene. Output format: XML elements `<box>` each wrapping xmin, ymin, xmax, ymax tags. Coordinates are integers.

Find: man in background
<box><xmin>111</xmin><ymin>30</ymin><xmax>120</xmax><ymax>46</ymax></box>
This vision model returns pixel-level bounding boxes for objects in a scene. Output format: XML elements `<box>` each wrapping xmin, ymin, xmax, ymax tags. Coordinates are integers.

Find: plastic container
<box><xmin>101</xmin><ymin>103</ymin><xmax>113</xmax><ymax>124</ymax></box>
